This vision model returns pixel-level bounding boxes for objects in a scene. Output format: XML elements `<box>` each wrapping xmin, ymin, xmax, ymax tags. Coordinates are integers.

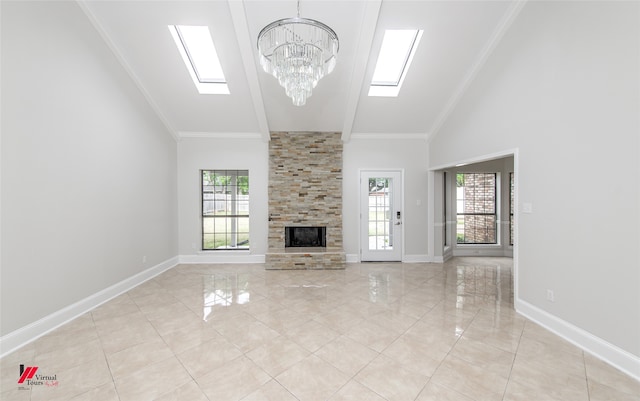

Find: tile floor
<box><xmin>1</xmin><ymin>257</ymin><xmax>638</xmax><ymax>401</ymax></box>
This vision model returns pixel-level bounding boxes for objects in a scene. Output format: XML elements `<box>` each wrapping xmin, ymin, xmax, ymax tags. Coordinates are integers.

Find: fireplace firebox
<box><xmin>285</xmin><ymin>226</ymin><xmax>326</xmax><ymax>247</ymax></box>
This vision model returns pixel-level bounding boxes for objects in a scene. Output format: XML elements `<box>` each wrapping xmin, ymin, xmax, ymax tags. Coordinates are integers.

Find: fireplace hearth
<box><xmin>285</xmin><ymin>226</ymin><xmax>326</xmax><ymax>247</ymax></box>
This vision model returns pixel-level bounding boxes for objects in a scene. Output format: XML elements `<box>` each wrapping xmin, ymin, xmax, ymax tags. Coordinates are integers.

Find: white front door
<box><xmin>360</xmin><ymin>171</ymin><xmax>403</xmax><ymax>261</ymax></box>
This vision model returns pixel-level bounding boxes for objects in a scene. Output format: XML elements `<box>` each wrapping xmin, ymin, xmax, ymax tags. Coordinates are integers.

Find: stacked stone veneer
<box><xmin>266</xmin><ymin>132</ymin><xmax>345</xmax><ymax>270</ymax></box>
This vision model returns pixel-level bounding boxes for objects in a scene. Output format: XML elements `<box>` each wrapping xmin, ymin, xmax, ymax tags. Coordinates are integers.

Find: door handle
<box><xmin>394</xmin><ymin>222</ymin><xmax>402</xmax><ymax>225</ymax></box>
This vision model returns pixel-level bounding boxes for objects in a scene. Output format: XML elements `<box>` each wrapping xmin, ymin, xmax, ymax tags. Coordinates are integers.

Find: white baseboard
<box><xmin>345</xmin><ymin>254</ymin><xmax>433</xmax><ymax>263</ymax></box>
<box><xmin>179</xmin><ymin>253</ymin><xmax>265</xmax><ymax>264</ymax></box>
<box><xmin>453</xmin><ymin>248</ymin><xmax>506</xmax><ymax>257</ymax></box>
<box><xmin>0</xmin><ymin>256</ymin><xmax>179</xmax><ymax>359</ymax></box>
<box><xmin>402</xmin><ymin>254</ymin><xmax>430</xmax><ymax>263</ymax></box>
<box><xmin>443</xmin><ymin>246</ymin><xmax>453</xmax><ymax>262</ymax></box>
<box><xmin>345</xmin><ymin>254</ymin><xmax>359</xmax><ymax>263</ymax></box>
<box><xmin>516</xmin><ymin>299</ymin><xmax>640</xmax><ymax>381</ymax></box>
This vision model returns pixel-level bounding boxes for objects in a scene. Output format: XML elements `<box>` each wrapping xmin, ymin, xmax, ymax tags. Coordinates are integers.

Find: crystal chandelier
<box><xmin>257</xmin><ymin>1</ymin><xmax>339</xmax><ymax>106</ymax></box>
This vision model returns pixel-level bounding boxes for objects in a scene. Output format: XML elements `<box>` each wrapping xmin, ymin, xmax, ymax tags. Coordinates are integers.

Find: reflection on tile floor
<box><xmin>1</xmin><ymin>257</ymin><xmax>638</xmax><ymax>400</ymax></box>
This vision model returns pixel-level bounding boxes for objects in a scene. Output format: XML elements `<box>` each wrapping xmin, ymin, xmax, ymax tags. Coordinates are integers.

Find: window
<box><xmin>202</xmin><ymin>170</ymin><xmax>249</xmax><ymax>250</ymax></box>
<box><xmin>509</xmin><ymin>172</ymin><xmax>514</xmax><ymax>246</ymax></box>
<box><xmin>368</xmin><ymin>178</ymin><xmax>392</xmax><ymax>250</ymax></box>
<box><xmin>456</xmin><ymin>173</ymin><xmax>497</xmax><ymax>244</ymax></box>
<box><xmin>368</xmin><ymin>29</ymin><xmax>423</xmax><ymax>97</ymax></box>
<box><xmin>443</xmin><ymin>172</ymin><xmax>448</xmax><ymax>247</ymax></box>
<box><xmin>169</xmin><ymin>25</ymin><xmax>229</xmax><ymax>95</ymax></box>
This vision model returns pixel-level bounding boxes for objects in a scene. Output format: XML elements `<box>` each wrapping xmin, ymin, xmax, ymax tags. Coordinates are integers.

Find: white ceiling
<box><xmin>79</xmin><ymin>0</ymin><xmax>524</xmax><ymax>142</ymax></box>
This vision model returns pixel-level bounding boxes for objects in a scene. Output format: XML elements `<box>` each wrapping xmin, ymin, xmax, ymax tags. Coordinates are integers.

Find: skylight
<box><xmin>169</xmin><ymin>25</ymin><xmax>229</xmax><ymax>95</ymax></box>
<box><xmin>368</xmin><ymin>29</ymin><xmax>423</xmax><ymax>97</ymax></box>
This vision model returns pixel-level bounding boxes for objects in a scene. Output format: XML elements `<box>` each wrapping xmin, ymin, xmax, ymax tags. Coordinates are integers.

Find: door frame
<box><xmin>358</xmin><ymin>169</ymin><xmax>404</xmax><ymax>262</ymax></box>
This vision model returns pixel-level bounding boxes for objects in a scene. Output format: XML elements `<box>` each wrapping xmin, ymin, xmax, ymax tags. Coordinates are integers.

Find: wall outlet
<box><xmin>142</xmin><ymin>255</ymin><xmax>147</xmax><ymax>264</ymax></box>
<box><xmin>546</xmin><ymin>289</ymin><xmax>555</xmax><ymax>302</ymax></box>
<box><xmin>191</xmin><ymin>243</ymin><xmax>197</xmax><ymax>249</ymax></box>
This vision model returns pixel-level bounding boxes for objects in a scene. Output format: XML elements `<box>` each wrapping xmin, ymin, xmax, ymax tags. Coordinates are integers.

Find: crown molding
<box><xmin>177</xmin><ymin>132</ymin><xmax>263</xmax><ymax>140</ymax></box>
<box><xmin>349</xmin><ymin>133</ymin><xmax>429</xmax><ymax>141</ymax></box>
<box><xmin>76</xmin><ymin>0</ymin><xmax>179</xmax><ymax>142</ymax></box>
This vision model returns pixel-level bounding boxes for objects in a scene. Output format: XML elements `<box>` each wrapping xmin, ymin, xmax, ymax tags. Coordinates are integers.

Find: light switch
<box><xmin>522</xmin><ymin>203</ymin><xmax>533</xmax><ymax>214</ymax></box>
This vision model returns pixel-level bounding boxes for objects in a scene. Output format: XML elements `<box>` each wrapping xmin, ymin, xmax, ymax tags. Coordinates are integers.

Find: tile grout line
<box><xmin>582</xmin><ymin>351</ymin><xmax>592</xmax><ymax>401</ymax></box>
<box><xmin>418</xmin><ymin>302</ymin><xmax>482</xmax><ymax>401</ymax></box>
<box><xmin>90</xmin><ymin>308</ymin><xmax>122</xmax><ymax>401</ymax></box>
<box><xmin>499</xmin><ymin>309</ymin><xmax>525</xmax><ymax>401</ymax></box>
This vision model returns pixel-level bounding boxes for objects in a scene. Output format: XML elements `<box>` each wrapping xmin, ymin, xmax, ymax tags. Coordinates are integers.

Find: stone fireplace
<box><xmin>265</xmin><ymin>132</ymin><xmax>345</xmax><ymax>270</ymax></box>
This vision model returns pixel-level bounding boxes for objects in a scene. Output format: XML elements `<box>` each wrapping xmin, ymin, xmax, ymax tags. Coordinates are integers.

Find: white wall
<box><xmin>177</xmin><ymin>137</ymin><xmax>268</xmax><ymax>261</ymax></box>
<box><xmin>429</xmin><ymin>1</ymin><xmax>639</xmax><ymax>373</ymax></box>
<box><xmin>1</xmin><ymin>1</ymin><xmax>178</xmax><ymax>339</ymax></box>
<box><xmin>343</xmin><ymin>137</ymin><xmax>430</xmax><ymax>261</ymax></box>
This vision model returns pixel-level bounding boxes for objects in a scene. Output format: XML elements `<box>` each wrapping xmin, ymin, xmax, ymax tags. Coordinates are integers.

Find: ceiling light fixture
<box><xmin>257</xmin><ymin>0</ymin><xmax>339</xmax><ymax>106</ymax></box>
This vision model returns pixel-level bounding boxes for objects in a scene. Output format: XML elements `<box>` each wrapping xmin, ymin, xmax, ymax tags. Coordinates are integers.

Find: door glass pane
<box><xmin>368</xmin><ymin>177</ymin><xmax>393</xmax><ymax>250</ymax></box>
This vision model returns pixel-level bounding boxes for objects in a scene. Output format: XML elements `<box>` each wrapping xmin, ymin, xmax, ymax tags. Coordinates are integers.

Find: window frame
<box><xmin>509</xmin><ymin>172</ymin><xmax>514</xmax><ymax>246</ymax></box>
<box><xmin>443</xmin><ymin>171</ymin><xmax>448</xmax><ymax>247</ymax></box>
<box><xmin>168</xmin><ymin>25</ymin><xmax>230</xmax><ymax>95</ymax></box>
<box><xmin>201</xmin><ymin>169</ymin><xmax>249</xmax><ymax>251</ymax></box>
<box><xmin>456</xmin><ymin>172</ymin><xmax>498</xmax><ymax>245</ymax></box>
<box><xmin>368</xmin><ymin>29</ymin><xmax>423</xmax><ymax>97</ymax></box>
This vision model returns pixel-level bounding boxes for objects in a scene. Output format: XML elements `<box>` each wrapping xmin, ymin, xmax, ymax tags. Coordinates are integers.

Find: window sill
<box><xmin>455</xmin><ymin>244</ymin><xmax>502</xmax><ymax>248</ymax></box>
<box><xmin>198</xmin><ymin>249</ymin><xmax>251</xmax><ymax>254</ymax></box>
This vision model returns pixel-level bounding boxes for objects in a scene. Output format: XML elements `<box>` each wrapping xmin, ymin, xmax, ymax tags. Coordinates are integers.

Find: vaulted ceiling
<box><xmin>78</xmin><ymin>0</ymin><xmax>525</xmax><ymax>142</ymax></box>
